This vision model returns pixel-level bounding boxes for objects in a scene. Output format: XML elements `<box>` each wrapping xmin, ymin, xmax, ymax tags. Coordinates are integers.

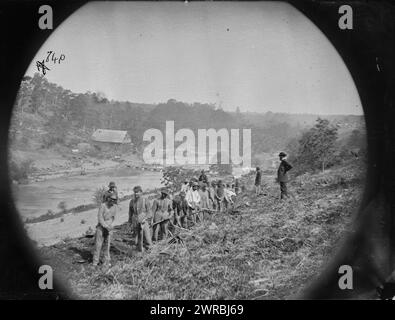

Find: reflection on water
<box><xmin>13</xmin><ymin>168</ymin><xmax>163</xmax><ymax>219</ymax></box>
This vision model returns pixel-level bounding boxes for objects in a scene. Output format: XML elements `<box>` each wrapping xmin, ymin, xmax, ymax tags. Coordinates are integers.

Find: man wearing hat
<box><xmin>181</xmin><ymin>179</ymin><xmax>190</xmax><ymax>193</ymax></box>
<box><xmin>224</xmin><ymin>183</ymin><xmax>236</xmax><ymax>209</ymax></box>
<box><xmin>128</xmin><ymin>185</ymin><xmax>153</xmax><ymax>252</ymax></box>
<box><xmin>151</xmin><ymin>188</ymin><xmax>174</xmax><ymax>241</ymax></box>
<box><xmin>102</xmin><ymin>181</ymin><xmax>119</xmax><ymax>204</ymax></box>
<box><xmin>186</xmin><ymin>181</ymin><xmax>201</xmax><ymax>224</ymax></box>
<box><xmin>93</xmin><ymin>193</ymin><xmax>118</xmax><ymax>266</ymax></box>
<box><xmin>198</xmin><ymin>170</ymin><xmax>209</xmax><ymax>185</ymax></box>
<box><xmin>277</xmin><ymin>152</ymin><xmax>293</xmax><ymax>200</ymax></box>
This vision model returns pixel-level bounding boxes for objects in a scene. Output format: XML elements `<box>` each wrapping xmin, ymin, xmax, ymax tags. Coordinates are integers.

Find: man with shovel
<box><xmin>172</xmin><ymin>191</ymin><xmax>189</xmax><ymax>228</ymax></box>
<box><xmin>92</xmin><ymin>193</ymin><xmax>118</xmax><ymax>266</ymax></box>
<box><xmin>151</xmin><ymin>189</ymin><xmax>174</xmax><ymax>242</ymax></box>
<box><xmin>186</xmin><ymin>181</ymin><xmax>201</xmax><ymax>224</ymax></box>
<box><xmin>128</xmin><ymin>185</ymin><xmax>153</xmax><ymax>252</ymax></box>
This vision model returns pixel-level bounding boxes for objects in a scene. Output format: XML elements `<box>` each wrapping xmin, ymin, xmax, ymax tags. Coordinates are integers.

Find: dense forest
<box><xmin>10</xmin><ymin>73</ymin><xmax>366</xmax><ymax>172</ymax></box>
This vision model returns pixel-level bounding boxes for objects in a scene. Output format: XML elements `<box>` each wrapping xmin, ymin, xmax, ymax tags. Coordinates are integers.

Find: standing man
<box><xmin>128</xmin><ymin>185</ymin><xmax>153</xmax><ymax>252</ymax></box>
<box><xmin>173</xmin><ymin>191</ymin><xmax>189</xmax><ymax>228</ymax></box>
<box><xmin>255</xmin><ymin>167</ymin><xmax>262</xmax><ymax>195</ymax></box>
<box><xmin>198</xmin><ymin>183</ymin><xmax>210</xmax><ymax>221</ymax></box>
<box><xmin>102</xmin><ymin>181</ymin><xmax>119</xmax><ymax>204</ymax></box>
<box><xmin>92</xmin><ymin>193</ymin><xmax>118</xmax><ymax>266</ymax></box>
<box><xmin>224</xmin><ymin>183</ymin><xmax>236</xmax><ymax>209</ymax></box>
<box><xmin>186</xmin><ymin>182</ymin><xmax>201</xmax><ymax>224</ymax></box>
<box><xmin>199</xmin><ymin>170</ymin><xmax>209</xmax><ymax>185</ymax></box>
<box><xmin>234</xmin><ymin>178</ymin><xmax>240</xmax><ymax>195</ymax></box>
<box><xmin>277</xmin><ymin>152</ymin><xmax>293</xmax><ymax>200</ymax></box>
<box><xmin>215</xmin><ymin>180</ymin><xmax>226</xmax><ymax>213</ymax></box>
<box><xmin>208</xmin><ymin>181</ymin><xmax>217</xmax><ymax>210</ymax></box>
<box><xmin>181</xmin><ymin>179</ymin><xmax>189</xmax><ymax>193</ymax></box>
<box><xmin>151</xmin><ymin>189</ymin><xmax>173</xmax><ymax>242</ymax></box>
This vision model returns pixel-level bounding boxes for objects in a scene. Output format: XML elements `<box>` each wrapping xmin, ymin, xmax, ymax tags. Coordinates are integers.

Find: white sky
<box><xmin>26</xmin><ymin>1</ymin><xmax>363</xmax><ymax>115</ymax></box>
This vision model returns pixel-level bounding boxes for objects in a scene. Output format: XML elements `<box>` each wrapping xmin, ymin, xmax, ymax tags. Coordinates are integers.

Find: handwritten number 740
<box><xmin>45</xmin><ymin>51</ymin><xmax>65</xmax><ymax>64</ymax></box>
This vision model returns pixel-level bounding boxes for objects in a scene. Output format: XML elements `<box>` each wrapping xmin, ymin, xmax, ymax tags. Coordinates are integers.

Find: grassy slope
<box><xmin>38</xmin><ymin>161</ymin><xmax>364</xmax><ymax>299</ymax></box>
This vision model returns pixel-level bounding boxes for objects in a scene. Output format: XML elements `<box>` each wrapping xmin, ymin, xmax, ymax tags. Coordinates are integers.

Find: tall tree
<box><xmin>297</xmin><ymin>118</ymin><xmax>338</xmax><ymax>172</ymax></box>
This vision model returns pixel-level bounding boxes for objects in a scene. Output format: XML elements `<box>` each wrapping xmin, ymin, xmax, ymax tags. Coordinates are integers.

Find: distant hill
<box><xmin>10</xmin><ymin>73</ymin><xmax>365</xmax><ymax>162</ymax></box>
<box><xmin>239</xmin><ymin>111</ymin><xmax>364</xmax><ymax>131</ymax></box>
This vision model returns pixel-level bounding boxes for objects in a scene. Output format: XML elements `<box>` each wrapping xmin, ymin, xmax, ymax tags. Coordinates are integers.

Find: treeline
<box><xmin>287</xmin><ymin>118</ymin><xmax>367</xmax><ymax>175</ymax></box>
<box><xmin>10</xmin><ymin>73</ymin><xmax>364</xmax><ymax>159</ymax></box>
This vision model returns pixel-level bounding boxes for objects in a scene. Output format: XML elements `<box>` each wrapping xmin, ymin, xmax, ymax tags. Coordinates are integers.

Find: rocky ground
<box><xmin>37</xmin><ymin>161</ymin><xmax>365</xmax><ymax>299</ymax></box>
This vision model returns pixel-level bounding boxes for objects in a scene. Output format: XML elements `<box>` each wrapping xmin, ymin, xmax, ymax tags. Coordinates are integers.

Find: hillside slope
<box><xmin>38</xmin><ymin>162</ymin><xmax>365</xmax><ymax>299</ymax></box>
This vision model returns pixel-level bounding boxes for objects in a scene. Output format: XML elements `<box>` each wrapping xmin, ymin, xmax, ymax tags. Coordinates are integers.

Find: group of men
<box><xmin>92</xmin><ymin>170</ymin><xmax>239</xmax><ymax>266</ymax></box>
<box><xmin>93</xmin><ymin>153</ymin><xmax>293</xmax><ymax>267</ymax></box>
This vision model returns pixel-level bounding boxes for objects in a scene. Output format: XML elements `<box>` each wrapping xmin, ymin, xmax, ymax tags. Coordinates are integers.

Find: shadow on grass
<box><xmin>69</xmin><ymin>246</ymin><xmax>93</xmax><ymax>262</ymax></box>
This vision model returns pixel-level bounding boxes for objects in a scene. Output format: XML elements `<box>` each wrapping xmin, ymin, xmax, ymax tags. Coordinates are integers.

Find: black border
<box><xmin>0</xmin><ymin>0</ymin><xmax>394</xmax><ymax>301</ymax></box>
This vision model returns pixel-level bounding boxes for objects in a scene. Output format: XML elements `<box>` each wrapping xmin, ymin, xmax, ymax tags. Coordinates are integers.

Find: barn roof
<box><xmin>91</xmin><ymin>129</ymin><xmax>131</xmax><ymax>144</ymax></box>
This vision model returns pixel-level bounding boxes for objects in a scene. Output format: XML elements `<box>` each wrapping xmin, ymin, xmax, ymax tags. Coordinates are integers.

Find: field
<box><xmin>37</xmin><ymin>161</ymin><xmax>364</xmax><ymax>299</ymax></box>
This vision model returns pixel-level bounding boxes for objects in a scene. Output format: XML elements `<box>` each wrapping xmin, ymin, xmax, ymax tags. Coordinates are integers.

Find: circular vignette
<box><xmin>1</xmin><ymin>1</ymin><xmax>87</xmax><ymax>299</ymax></box>
<box><xmin>1</xmin><ymin>1</ymin><xmax>394</xmax><ymax>300</ymax></box>
<box><xmin>291</xmin><ymin>1</ymin><xmax>395</xmax><ymax>299</ymax></box>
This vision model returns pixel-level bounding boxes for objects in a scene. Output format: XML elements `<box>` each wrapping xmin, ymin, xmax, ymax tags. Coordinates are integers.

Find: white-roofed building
<box><xmin>91</xmin><ymin>129</ymin><xmax>132</xmax><ymax>153</ymax></box>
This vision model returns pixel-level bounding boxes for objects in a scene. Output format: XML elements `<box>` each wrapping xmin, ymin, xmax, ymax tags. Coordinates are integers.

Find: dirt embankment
<box><xmin>12</xmin><ymin>148</ymin><xmax>145</xmax><ymax>184</ymax></box>
<box><xmin>36</xmin><ymin>162</ymin><xmax>365</xmax><ymax>299</ymax></box>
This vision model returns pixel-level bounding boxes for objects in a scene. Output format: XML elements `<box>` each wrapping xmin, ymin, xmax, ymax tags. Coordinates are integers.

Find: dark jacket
<box><xmin>277</xmin><ymin>160</ymin><xmax>293</xmax><ymax>183</ymax></box>
<box><xmin>255</xmin><ymin>171</ymin><xmax>262</xmax><ymax>185</ymax></box>
<box><xmin>173</xmin><ymin>195</ymin><xmax>189</xmax><ymax>216</ymax></box>
<box><xmin>128</xmin><ymin>196</ymin><xmax>151</xmax><ymax>224</ymax></box>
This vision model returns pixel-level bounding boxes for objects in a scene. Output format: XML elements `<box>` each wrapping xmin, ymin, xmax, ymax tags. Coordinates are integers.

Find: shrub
<box><xmin>9</xmin><ymin>158</ymin><xmax>36</xmax><ymax>182</ymax></box>
<box><xmin>93</xmin><ymin>186</ymin><xmax>107</xmax><ymax>207</ymax></box>
<box><xmin>41</xmin><ymin>132</ymin><xmax>64</xmax><ymax>149</ymax></box>
<box><xmin>161</xmin><ymin>167</ymin><xmax>201</xmax><ymax>193</ymax></box>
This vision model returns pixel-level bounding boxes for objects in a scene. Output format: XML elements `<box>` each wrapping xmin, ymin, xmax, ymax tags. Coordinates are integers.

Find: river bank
<box><xmin>14</xmin><ymin>165</ymin><xmax>163</xmax><ymax>221</ymax></box>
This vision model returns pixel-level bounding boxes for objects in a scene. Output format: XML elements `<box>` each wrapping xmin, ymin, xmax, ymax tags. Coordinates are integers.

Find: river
<box><xmin>13</xmin><ymin>166</ymin><xmax>163</xmax><ymax>219</ymax></box>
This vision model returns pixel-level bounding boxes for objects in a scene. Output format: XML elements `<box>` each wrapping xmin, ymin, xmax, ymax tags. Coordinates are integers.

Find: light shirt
<box><xmin>186</xmin><ymin>189</ymin><xmax>201</xmax><ymax>208</ymax></box>
<box><xmin>181</xmin><ymin>183</ymin><xmax>189</xmax><ymax>193</ymax></box>
<box><xmin>98</xmin><ymin>203</ymin><xmax>117</xmax><ymax>229</ymax></box>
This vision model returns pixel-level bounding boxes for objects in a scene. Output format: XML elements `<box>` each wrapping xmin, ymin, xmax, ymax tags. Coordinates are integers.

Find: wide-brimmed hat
<box><xmin>109</xmin><ymin>181</ymin><xmax>116</xmax><ymax>187</ymax></box>
<box><xmin>279</xmin><ymin>152</ymin><xmax>287</xmax><ymax>157</ymax></box>
<box><xmin>108</xmin><ymin>193</ymin><xmax>118</xmax><ymax>200</ymax></box>
<box><xmin>161</xmin><ymin>188</ymin><xmax>169</xmax><ymax>195</ymax></box>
